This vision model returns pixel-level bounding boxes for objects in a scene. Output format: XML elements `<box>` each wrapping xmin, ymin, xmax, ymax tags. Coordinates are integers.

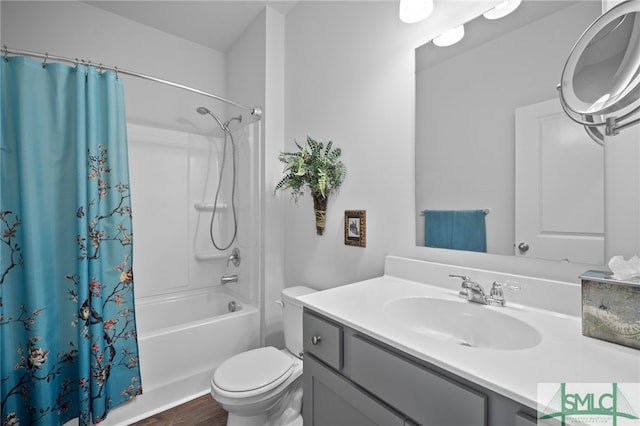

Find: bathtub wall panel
<box><xmin>128</xmin><ymin>123</ymin><xmax>234</xmax><ymax>298</ymax></box>
<box><xmin>129</xmin><ymin>125</ymin><xmax>192</xmax><ymax>296</ymax></box>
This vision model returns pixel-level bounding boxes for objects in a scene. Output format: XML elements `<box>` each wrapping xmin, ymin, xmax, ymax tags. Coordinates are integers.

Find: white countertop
<box><xmin>298</xmin><ymin>274</ymin><xmax>640</xmax><ymax>410</ymax></box>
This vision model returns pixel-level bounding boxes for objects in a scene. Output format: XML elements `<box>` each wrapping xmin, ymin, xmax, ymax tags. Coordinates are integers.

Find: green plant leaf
<box><xmin>275</xmin><ymin>135</ymin><xmax>346</xmax><ymax>202</ymax></box>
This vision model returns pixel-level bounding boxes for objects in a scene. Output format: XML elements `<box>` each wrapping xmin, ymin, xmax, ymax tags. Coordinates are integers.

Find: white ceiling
<box><xmin>85</xmin><ymin>0</ymin><xmax>515</xmax><ymax>53</ymax></box>
<box><xmin>86</xmin><ymin>1</ymin><xmax>299</xmax><ymax>52</ymax></box>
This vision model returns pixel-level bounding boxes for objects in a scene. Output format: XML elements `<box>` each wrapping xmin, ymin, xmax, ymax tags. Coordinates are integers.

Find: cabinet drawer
<box><xmin>350</xmin><ymin>335</ymin><xmax>487</xmax><ymax>426</ymax></box>
<box><xmin>304</xmin><ymin>310</ymin><xmax>343</xmax><ymax>370</ymax></box>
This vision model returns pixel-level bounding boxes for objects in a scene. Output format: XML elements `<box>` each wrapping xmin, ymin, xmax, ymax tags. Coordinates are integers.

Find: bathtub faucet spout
<box><xmin>221</xmin><ymin>274</ymin><xmax>238</xmax><ymax>285</ymax></box>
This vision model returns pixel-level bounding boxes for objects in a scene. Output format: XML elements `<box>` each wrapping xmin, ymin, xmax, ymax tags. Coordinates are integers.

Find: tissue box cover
<box><xmin>580</xmin><ymin>270</ymin><xmax>640</xmax><ymax>350</ymax></box>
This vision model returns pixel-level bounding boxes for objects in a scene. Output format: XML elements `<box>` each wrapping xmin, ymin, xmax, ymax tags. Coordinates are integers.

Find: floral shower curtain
<box><xmin>0</xmin><ymin>56</ymin><xmax>142</xmax><ymax>425</ymax></box>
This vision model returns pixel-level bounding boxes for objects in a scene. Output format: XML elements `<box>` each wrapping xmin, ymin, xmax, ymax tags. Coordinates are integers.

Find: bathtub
<box><xmin>101</xmin><ymin>287</ymin><xmax>259</xmax><ymax>425</ymax></box>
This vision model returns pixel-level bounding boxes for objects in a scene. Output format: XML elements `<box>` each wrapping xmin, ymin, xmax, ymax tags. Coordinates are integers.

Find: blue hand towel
<box><xmin>424</xmin><ymin>210</ymin><xmax>487</xmax><ymax>252</ymax></box>
<box><xmin>424</xmin><ymin>210</ymin><xmax>454</xmax><ymax>249</ymax></box>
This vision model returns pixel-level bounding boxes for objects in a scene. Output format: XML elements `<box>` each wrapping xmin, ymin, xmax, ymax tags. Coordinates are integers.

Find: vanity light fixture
<box><xmin>432</xmin><ymin>25</ymin><xmax>465</xmax><ymax>47</ymax></box>
<box><xmin>399</xmin><ymin>0</ymin><xmax>434</xmax><ymax>23</ymax></box>
<box><xmin>483</xmin><ymin>0</ymin><xmax>522</xmax><ymax>20</ymax></box>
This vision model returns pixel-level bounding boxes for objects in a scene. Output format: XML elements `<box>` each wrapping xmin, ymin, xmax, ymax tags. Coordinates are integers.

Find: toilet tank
<box><xmin>281</xmin><ymin>286</ymin><xmax>316</xmax><ymax>358</ymax></box>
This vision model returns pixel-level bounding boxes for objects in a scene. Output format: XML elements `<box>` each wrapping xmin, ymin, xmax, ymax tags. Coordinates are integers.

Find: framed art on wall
<box><xmin>344</xmin><ymin>210</ymin><xmax>366</xmax><ymax>247</ymax></box>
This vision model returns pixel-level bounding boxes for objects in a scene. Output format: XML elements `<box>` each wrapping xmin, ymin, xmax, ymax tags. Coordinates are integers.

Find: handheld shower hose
<box><xmin>196</xmin><ymin>107</ymin><xmax>241</xmax><ymax>251</ymax></box>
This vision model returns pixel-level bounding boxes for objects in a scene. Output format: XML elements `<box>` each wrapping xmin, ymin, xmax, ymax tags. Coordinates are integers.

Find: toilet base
<box><xmin>227</xmin><ymin>412</ymin><xmax>270</xmax><ymax>426</ymax></box>
<box><xmin>226</xmin><ymin>412</ymin><xmax>301</xmax><ymax>426</ymax></box>
<box><xmin>215</xmin><ymin>378</ymin><xmax>303</xmax><ymax>426</ymax></box>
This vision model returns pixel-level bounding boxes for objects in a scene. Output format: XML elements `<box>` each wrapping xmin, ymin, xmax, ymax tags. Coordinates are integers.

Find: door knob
<box><xmin>518</xmin><ymin>242</ymin><xmax>529</xmax><ymax>253</ymax></box>
<box><xmin>311</xmin><ymin>335</ymin><xmax>322</xmax><ymax>345</ymax></box>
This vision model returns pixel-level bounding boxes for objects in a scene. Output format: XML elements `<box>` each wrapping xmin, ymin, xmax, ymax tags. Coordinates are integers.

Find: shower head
<box><xmin>196</xmin><ymin>106</ymin><xmax>226</xmax><ymax>132</ymax></box>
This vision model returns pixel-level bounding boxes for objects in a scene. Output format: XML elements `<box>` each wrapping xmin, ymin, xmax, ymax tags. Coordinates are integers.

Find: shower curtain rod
<box><xmin>2</xmin><ymin>46</ymin><xmax>263</xmax><ymax>119</ymax></box>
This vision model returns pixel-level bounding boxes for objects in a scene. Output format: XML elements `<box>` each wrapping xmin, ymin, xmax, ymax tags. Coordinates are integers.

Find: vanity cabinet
<box><xmin>303</xmin><ymin>309</ymin><xmax>538</xmax><ymax>426</ymax></box>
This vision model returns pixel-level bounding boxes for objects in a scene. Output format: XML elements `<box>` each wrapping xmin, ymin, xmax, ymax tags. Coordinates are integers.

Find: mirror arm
<box><xmin>610</xmin><ymin>103</ymin><xmax>640</xmax><ymax>134</ymax></box>
<box><xmin>615</xmin><ymin>116</ymin><xmax>640</xmax><ymax>133</ymax></box>
<box><xmin>557</xmin><ymin>85</ymin><xmax>640</xmax><ymax>145</ymax></box>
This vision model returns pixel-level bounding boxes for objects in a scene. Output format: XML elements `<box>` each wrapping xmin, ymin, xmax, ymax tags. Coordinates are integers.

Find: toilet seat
<box><xmin>213</xmin><ymin>347</ymin><xmax>294</xmax><ymax>398</ymax></box>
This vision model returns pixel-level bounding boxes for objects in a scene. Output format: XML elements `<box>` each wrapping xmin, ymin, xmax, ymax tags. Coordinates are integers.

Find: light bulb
<box><xmin>399</xmin><ymin>0</ymin><xmax>434</xmax><ymax>24</ymax></box>
<box><xmin>483</xmin><ymin>0</ymin><xmax>522</xmax><ymax>20</ymax></box>
<box><xmin>432</xmin><ymin>25</ymin><xmax>465</xmax><ymax>47</ymax></box>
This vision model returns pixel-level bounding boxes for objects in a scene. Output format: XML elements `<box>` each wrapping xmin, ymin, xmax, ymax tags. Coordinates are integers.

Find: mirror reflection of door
<box><xmin>515</xmin><ymin>98</ymin><xmax>604</xmax><ymax>264</ymax></box>
<box><xmin>414</xmin><ymin>0</ymin><xmax>603</xmax><ymax>261</ymax></box>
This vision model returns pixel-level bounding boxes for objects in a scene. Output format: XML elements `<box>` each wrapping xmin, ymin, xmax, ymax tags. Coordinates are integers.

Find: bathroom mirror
<box><xmin>559</xmin><ymin>0</ymin><xmax>640</xmax><ymax>143</ymax></box>
<box><xmin>415</xmin><ymin>0</ymin><xmax>604</xmax><ymax>264</ymax></box>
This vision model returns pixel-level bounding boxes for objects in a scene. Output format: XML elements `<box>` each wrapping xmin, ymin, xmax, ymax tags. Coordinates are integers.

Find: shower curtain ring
<box><xmin>99</xmin><ymin>63</ymin><xmax>103</xmax><ymax>75</ymax></box>
<box><xmin>80</xmin><ymin>60</ymin><xmax>89</xmax><ymax>76</ymax></box>
<box><xmin>114</xmin><ymin>66</ymin><xmax>119</xmax><ymax>80</ymax></box>
<box><xmin>42</xmin><ymin>53</ymin><xmax>48</xmax><ymax>68</ymax></box>
<box><xmin>3</xmin><ymin>45</ymin><xmax>8</xmax><ymax>62</ymax></box>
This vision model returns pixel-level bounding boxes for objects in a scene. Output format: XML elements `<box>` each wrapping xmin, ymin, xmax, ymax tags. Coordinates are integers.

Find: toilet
<box><xmin>210</xmin><ymin>286</ymin><xmax>316</xmax><ymax>426</ymax></box>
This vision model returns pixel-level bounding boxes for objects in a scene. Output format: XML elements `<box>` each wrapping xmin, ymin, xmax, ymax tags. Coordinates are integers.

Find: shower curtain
<box><xmin>0</xmin><ymin>57</ymin><xmax>142</xmax><ymax>425</ymax></box>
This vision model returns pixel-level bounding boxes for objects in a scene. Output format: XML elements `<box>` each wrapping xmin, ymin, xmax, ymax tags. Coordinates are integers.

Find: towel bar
<box><xmin>419</xmin><ymin>209</ymin><xmax>490</xmax><ymax>216</ymax></box>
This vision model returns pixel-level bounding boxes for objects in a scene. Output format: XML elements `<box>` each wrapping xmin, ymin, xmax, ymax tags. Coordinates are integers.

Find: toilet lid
<box><xmin>213</xmin><ymin>347</ymin><xmax>294</xmax><ymax>393</ymax></box>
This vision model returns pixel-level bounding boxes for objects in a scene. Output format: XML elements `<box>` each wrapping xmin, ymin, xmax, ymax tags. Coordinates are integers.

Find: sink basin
<box><xmin>383</xmin><ymin>297</ymin><xmax>541</xmax><ymax>350</ymax></box>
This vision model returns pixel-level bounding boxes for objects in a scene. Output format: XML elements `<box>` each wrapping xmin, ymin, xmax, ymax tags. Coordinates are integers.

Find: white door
<box><xmin>515</xmin><ymin>98</ymin><xmax>604</xmax><ymax>264</ymax></box>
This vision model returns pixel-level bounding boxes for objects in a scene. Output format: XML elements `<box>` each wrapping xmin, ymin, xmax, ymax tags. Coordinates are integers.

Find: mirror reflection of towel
<box><xmin>424</xmin><ymin>210</ymin><xmax>487</xmax><ymax>252</ymax></box>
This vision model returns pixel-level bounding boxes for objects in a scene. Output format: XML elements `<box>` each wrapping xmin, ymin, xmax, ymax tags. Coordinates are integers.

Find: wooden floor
<box><xmin>131</xmin><ymin>395</ymin><xmax>228</xmax><ymax>426</ymax></box>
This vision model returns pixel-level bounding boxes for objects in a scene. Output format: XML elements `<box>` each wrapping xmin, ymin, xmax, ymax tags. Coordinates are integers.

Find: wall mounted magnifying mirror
<box><xmin>559</xmin><ymin>0</ymin><xmax>640</xmax><ymax>145</ymax></box>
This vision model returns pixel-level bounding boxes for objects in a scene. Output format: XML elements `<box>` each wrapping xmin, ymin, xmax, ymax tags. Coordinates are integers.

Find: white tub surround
<box><xmin>298</xmin><ymin>256</ymin><xmax>640</xmax><ymax>411</ymax></box>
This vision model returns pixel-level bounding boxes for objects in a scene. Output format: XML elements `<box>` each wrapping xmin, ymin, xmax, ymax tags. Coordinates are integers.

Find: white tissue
<box><xmin>607</xmin><ymin>255</ymin><xmax>640</xmax><ymax>280</ymax></box>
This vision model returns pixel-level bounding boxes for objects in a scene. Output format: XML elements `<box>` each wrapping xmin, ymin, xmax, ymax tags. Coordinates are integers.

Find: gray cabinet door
<box><xmin>516</xmin><ymin>411</ymin><xmax>538</xmax><ymax>426</ymax></box>
<box><xmin>304</xmin><ymin>354</ymin><xmax>405</xmax><ymax>426</ymax></box>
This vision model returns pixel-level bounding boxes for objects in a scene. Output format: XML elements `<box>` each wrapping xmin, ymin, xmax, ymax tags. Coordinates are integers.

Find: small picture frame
<box><xmin>344</xmin><ymin>210</ymin><xmax>366</xmax><ymax>247</ymax></box>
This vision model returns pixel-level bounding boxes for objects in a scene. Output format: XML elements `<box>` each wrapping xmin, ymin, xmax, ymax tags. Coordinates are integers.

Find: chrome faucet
<box><xmin>449</xmin><ymin>274</ymin><xmax>487</xmax><ymax>304</ymax></box>
<box><xmin>221</xmin><ymin>274</ymin><xmax>238</xmax><ymax>285</ymax></box>
<box><xmin>449</xmin><ymin>274</ymin><xmax>520</xmax><ymax>306</ymax></box>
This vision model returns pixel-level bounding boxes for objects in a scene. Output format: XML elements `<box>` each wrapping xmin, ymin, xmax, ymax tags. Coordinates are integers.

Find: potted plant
<box><xmin>275</xmin><ymin>136</ymin><xmax>347</xmax><ymax>235</ymax></box>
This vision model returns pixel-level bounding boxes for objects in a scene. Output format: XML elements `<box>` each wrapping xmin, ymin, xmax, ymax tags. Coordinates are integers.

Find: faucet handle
<box><xmin>227</xmin><ymin>247</ymin><xmax>241</xmax><ymax>267</ymax></box>
<box><xmin>491</xmin><ymin>281</ymin><xmax>520</xmax><ymax>292</ymax></box>
<box><xmin>449</xmin><ymin>274</ymin><xmax>471</xmax><ymax>282</ymax></box>
<box><xmin>488</xmin><ymin>281</ymin><xmax>520</xmax><ymax>306</ymax></box>
<box><xmin>450</xmin><ymin>275</ymin><xmax>472</xmax><ymax>299</ymax></box>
